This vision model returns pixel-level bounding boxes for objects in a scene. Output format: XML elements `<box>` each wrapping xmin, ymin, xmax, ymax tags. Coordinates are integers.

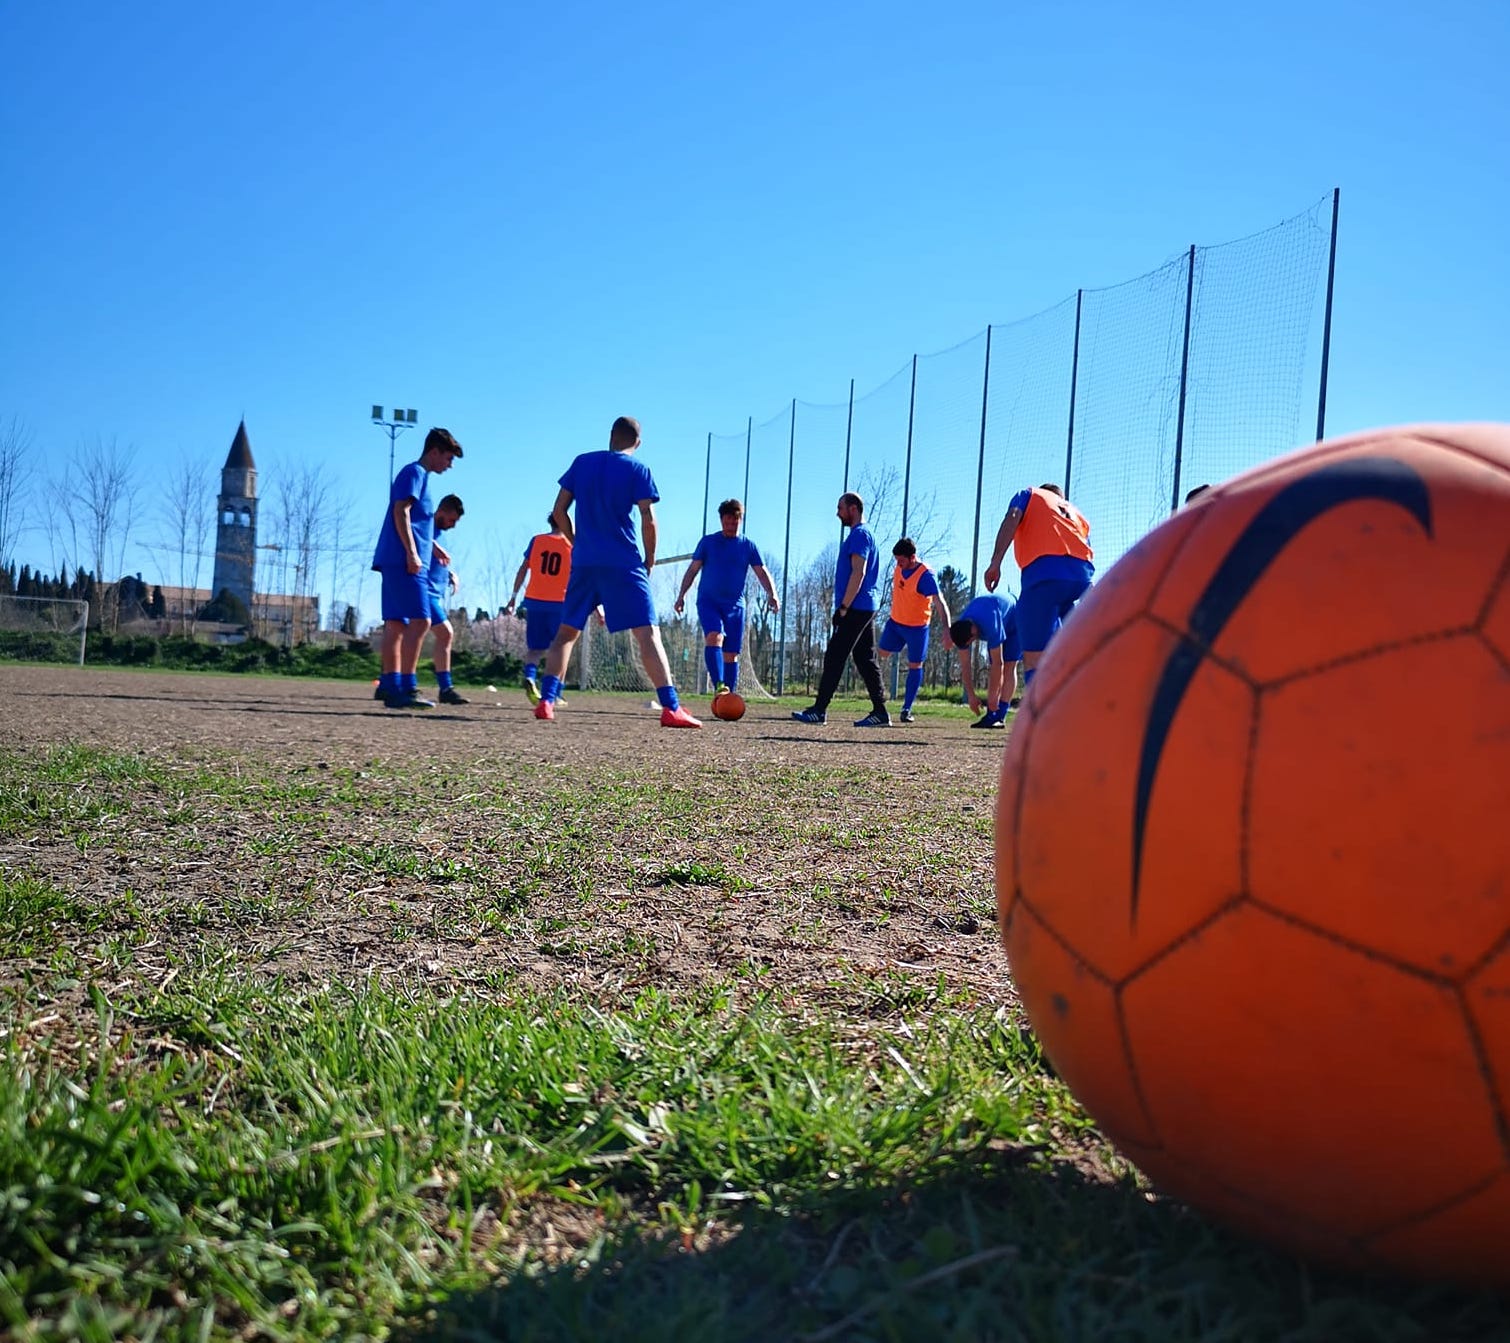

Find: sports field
<box><xmin>2</xmin><ymin>665</ymin><xmax>1505</xmax><ymax>1341</ymax></box>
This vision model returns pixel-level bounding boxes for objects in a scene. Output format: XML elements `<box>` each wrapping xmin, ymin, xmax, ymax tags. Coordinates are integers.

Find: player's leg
<box><xmin>381</xmin><ymin>569</ymin><xmax>434</xmax><ymax>708</ymax></box>
<box><xmin>524</xmin><ymin>602</ymin><xmax>563</xmax><ymax>704</ymax></box>
<box><xmin>432</xmin><ymin>619</ymin><xmax>469</xmax><ymax>705</ymax></box>
<box><xmin>802</xmin><ymin>611</ymin><xmax>869</xmax><ymax>718</ymax></box>
<box><xmin>720</xmin><ymin>605</ymin><xmax>745</xmax><ymax>692</ymax></box>
<box><xmin>697</xmin><ymin>600</ymin><xmax>725</xmax><ymax>691</ymax></box>
<box><xmin>615</xmin><ymin>568</ymin><xmax>699</xmax><ymax>727</ymax></box>
<box><xmin>901</xmin><ymin>623</ymin><xmax>928</xmax><ymax>720</ymax></box>
<box><xmin>849</xmin><ymin>616</ymin><xmax>889</xmax><ymax>725</ymax></box>
<box><xmin>535</xmin><ymin>578</ymin><xmax>596</xmax><ymax>719</ymax></box>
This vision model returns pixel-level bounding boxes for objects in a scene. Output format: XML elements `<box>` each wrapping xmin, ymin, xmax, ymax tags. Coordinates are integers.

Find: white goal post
<box><xmin>0</xmin><ymin>596</ymin><xmax>89</xmax><ymax>666</ymax></box>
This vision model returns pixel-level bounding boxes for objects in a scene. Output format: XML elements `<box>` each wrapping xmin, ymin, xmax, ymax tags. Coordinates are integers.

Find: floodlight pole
<box><xmin>370</xmin><ymin>407</ymin><xmax>418</xmax><ymax>484</ymax></box>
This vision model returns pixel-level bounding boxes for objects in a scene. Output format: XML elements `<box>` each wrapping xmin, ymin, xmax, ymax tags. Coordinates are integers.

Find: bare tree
<box><xmin>265</xmin><ymin>459</ymin><xmax>335</xmax><ymax>644</ymax></box>
<box><xmin>159</xmin><ymin>453</ymin><xmax>214</xmax><ymax>634</ymax></box>
<box><xmin>66</xmin><ymin>438</ymin><xmax>141</xmax><ymax>631</ymax></box>
<box><xmin>0</xmin><ymin>416</ymin><xmax>34</xmax><ymax>572</ymax></box>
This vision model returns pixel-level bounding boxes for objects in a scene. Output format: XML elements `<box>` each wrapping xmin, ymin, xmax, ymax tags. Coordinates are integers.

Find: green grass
<box><xmin>2</xmin><ymin>720</ymin><xmax>1507</xmax><ymax>1341</ymax></box>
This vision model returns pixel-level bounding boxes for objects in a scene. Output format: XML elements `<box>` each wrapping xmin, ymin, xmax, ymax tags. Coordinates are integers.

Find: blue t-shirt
<box><xmin>371</xmin><ymin>462</ymin><xmax>436</xmax><ymax>573</ymax></box>
<box><xmin>692</xmin><ymin>533</ymin><xmax>764</xmax><ymax>609</ymax></box>
<box><xmin>959</xmin><ymin>593</ymin><xmax>1018</xmax><ymax>650</ymax></box>
<box><xmin>834</xmin><ymin>524</ymin><xmax>881</xmax><ymax>612</ymax></box>
<box><xmin>559</xmin><ymin>450</ymin><xmax>660</xmax><ymax>568</ymax></box>
<box><xmin>427</xmin><ymin>548</ymin><xmax>450</xmax><ymax>599</ymax></box>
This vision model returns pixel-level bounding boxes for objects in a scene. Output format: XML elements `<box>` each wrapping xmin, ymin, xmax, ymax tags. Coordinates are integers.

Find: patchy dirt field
<box><xmin>0</xmin><ymin>665</ymin><xmax>1017</xmax><ymax>1019</ymax></box>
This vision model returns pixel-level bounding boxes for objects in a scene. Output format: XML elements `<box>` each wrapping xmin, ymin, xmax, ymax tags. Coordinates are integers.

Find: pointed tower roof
<box><xmin>225</xmin><ymin>420</ymin><xmax>255</xmax><ymax>470</ymax></box>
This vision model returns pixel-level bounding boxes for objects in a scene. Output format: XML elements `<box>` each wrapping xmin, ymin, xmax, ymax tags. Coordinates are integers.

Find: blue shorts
<box><xmin>427</xmin><ymin>587</ymin><xmax>450</xmax><ymax>626</ymax></box>
<box><xmin>380</xmin><ymin>569</ymin><xmax>431</xmax><ymax>624</ymax></box>
<box><xmin>697</xmin><ymin>598</ymin><xmax>745</xmax><ymax>654</ymax></box>
<box><xmin>1018</xmin><ymin>572</ymin><xmax>1092</xmax><ymax>653</ymax></box>
<box><xmin>563</xmin><ymin>564</ymin><xmax>655</xmax><ymax>634</ymax></box>
<box><xmin>878</xmin><ymin>618</ymin><xmax>929</xmax><ymax>663</ymax></box>
<box><xmin>995</xmin><ymin>612</ymin><xmax>1024</xmax><ymax>664</ymax></box>
<box><xmin>525</xmin><ymin>599</ymin><xmax>565</xmax><ymax>652</ymax></box>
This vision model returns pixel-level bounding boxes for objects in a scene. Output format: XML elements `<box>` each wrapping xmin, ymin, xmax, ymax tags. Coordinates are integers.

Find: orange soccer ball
<box><xmin>996</xmin><ymin>424</ymin><xmax>1510</xmax><ymax>1286</ymax></box>
<box><xmin>711</xmin><ymin>691</ymin><xmax>747</xmax><ymax>721</ymax></box>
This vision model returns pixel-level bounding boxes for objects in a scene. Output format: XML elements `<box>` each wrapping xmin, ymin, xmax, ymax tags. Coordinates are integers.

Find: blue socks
<box><xmin>541</xmin><ymin>674</ymin><xmax>563</xmax><ymax>703</ymax></box>
<box><xmin>656</xmin><ymin>685</ymin><xmax>680</xmax><ymax>711</ymax></box>
<box><xmin>704</xmin><ymin>647</ymin><xmax>723</xmax><ymax>687</ymax></box>
<box><xmin>1023</xmin><ymin>667</ymin><xmax>1037</xmax><ymax>688</ymax></box>
<box><xmin>437</xmin><ymin>669</ymin><xmax>453</xmax><ymax>691</ymax></box>
<box><xmin>380</xmin><ymin>672</ymin><xmax>397</xmax><ymax>694</ymax></box>
<box><xmin>524</xmin><ymin>661</ymin><xmax>537</xmax><ymax>682</ymax></box>
<box><xmin>400</xmin><ymin>672</ymin><xmax>417</xmax><ymax>693</ymax></box>
<box><xmin>904</xmin><ymin>667</ymin><xmax>922</xmax><ymax>712</ymax></box>
<box><xmin>725</xmin><ymin>659</ymin><xmax>739</xmax><ymax>691</ymax></box>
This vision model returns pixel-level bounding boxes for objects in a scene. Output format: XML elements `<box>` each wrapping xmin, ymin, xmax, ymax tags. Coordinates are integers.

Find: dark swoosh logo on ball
<box><xmin>1130</xmin><ymin>457</ymin><xmax>1433</xmax><ymax>926</ymax></box>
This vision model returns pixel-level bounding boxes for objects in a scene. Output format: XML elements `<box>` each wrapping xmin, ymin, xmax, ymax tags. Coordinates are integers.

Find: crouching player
<box><xmin>878</xmin><ymin>538</ymin><xmax>952</xmax><ymax>723</ymax></box>
<box><xmin>949</xmin><ymin>592</ymin><xmax>1022</xmax><ymax>730</ymax></box>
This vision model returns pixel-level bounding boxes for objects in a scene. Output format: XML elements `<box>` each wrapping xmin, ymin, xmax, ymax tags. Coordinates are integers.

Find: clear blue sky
<box><xmin>2</xmin><ymin>0</ymin><xmax>1506</xmax><ymax>625</ymax></box>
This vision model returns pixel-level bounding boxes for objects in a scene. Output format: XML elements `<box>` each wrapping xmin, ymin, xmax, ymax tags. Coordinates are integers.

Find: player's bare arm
<box><xmin>433</xmin><ymin>541</ymin><xmax>451</xmax><ymax>568</ymax></box>
<box><xmin>754</xmin><ymin>564</ymin><xmax>780</xmax><ymax>611</ymax></box>
<box><xmin>551</xmin><ymin>489</ymin><xmax>575</xmax><ymax>545</ymax></box>
<box><xmin>393</xmin><ymin>498</ymin><xmax>420</xmax><ymax>574</ymax></box>
<box><xmin>673</xmin><ymin>559</ymin><xmax>704</xmax><ymax>614</ymax></box>
<box><xmin>984</xmin><ymin>506</ymin><xmax>1024</xmax><ymax>591</ymax></box>
<box><xmin>957</xmin><ymin>646</ymin><xmax>983</xmax><ymax>713</ymax></box>
<box><xmin>639</xmin><ymin>500</ymin><xmax>657</xmax><ymax>571</ymax></box>
<box><xmin>504</xmin><ymin>558</ymin><xmax>530</xmax><ymax>614</ymax></box>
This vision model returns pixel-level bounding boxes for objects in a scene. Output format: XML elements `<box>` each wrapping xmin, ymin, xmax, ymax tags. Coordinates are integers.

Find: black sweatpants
<box><xmin>813</xmin><ymin>607</ymin><xmax>886</xmax><ymax>713</ymax></box>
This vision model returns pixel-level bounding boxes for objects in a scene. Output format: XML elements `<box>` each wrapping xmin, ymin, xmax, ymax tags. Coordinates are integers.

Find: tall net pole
<box><xmin>1316</xmin><ymin>187</ymin><xmax>1341</xmax><ymax>441</ymax></box>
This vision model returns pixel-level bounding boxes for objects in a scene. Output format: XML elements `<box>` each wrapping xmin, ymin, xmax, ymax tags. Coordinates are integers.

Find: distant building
<box><xmin>210</xmin><ymin>420</ymin><xmax>257</xmax><ymax>617</ymax></box>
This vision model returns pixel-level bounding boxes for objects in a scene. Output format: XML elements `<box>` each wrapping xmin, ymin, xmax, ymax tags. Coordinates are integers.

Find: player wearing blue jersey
<box><xmin>792</xmin><ymin>492</ymin><xmax>890</xmax><ymax>728</ymax></box>
<box><xmin>371</xmin><ymin>427</ymin><xmax>463</xmax><ymax>710</ymax></box>
<box><xmin>426</xmin><ymin>494</ymin><xmax>467</xmax><ymax>706</ymax></box>
<box><xmin>672</xmin><ymin>498</ymin><xmax>780</xmax><ymax>695</ymax></box>
<box><xmin>877</xmin><ymin>538</ymin><xmax>953</xmax><ymax>723</ymax></box>
<box><xmin>949</xmin><ymin>593</ymin><xmax>1023</xmax><ymax>729</ymax></box>
<box><xmin>534</xmin><ymin>416</ymin><xmax>701</xmax><ymax>728</ymax></box>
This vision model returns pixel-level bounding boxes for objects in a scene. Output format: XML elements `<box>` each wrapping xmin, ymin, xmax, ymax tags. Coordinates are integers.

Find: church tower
<box><xmin>211</xmin><ymin>420</ymin><xmax>258</xmax><ymax>619</ymax></box>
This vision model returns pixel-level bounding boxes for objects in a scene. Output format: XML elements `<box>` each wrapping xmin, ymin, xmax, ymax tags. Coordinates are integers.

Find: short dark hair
<box><xmin>718</xmin><ymin>498</ymin><xmax>744</xmax><ymax>518</ymax></box>
<box><xmin>949</xmin><ymin>618</ymin><xmax>976</xmax><ymax>647</ymax></box>
<box><xmin>425</xmin><ymin>427</ymin><xmax>463</xmax><ymax>458</ymax></box>
<box><xmin>610</xmin><ymin>416</ymin><xmax>641</xmax><ymax>449</ymax></box>
<box><xmin>839</xmin><ymin>491</ymin><xmax>864</xmax><ymax>515</ymax></box>
<box><xmin>439</xmin><ymin>494</ymin><xmax>464</xmax><ymax>516</ymax></box>
<box><xmin>1184</xmin><ymin>484</ymin><xmax>1212</xmax><ymax>504</ymax></box>
<box><xmin>1038</xmin><ymin>483</ymin><xmax>1062</xmax><ymax>496</ymax></box>
<box><xmin>892</xmin><ymin>538</ymin><xmax>916</xmax><ymax>558</ymax></box>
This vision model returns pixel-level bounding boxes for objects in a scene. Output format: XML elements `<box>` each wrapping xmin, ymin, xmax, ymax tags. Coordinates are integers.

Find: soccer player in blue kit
<box><xmin>370</xmin><ymin>427</ymin><xmax>463</xmax><ymax>710</ymax></box>
<box><xmin>533</xmin><ymin>416</ymin><xmax>701</xmax><ymax>728</ymax></box>
<box><xmin>672</xmin><ymin>498</ymin><xmax>780</xmax><ymax>694</ymax></box>
<box><xmin>949</xmin><ymin>592</ymin><xmax>1022</xmax><ymax>730</ymax></box>
<box><xmin>425</xmin><ymin>494</ymin><xmax>467</xmax><ymax>705</ymax></box>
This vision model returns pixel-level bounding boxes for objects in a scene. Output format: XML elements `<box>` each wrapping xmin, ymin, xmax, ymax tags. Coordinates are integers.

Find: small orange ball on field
<box><xmin>712</xmin><ymin>691</ymin><xmax>747</xmax><ymax>721</ymax></box>
<box><xmin>996</xmin><ymin>423</ymin><xmax>1510</xmax><ymax>1287</ymax></box>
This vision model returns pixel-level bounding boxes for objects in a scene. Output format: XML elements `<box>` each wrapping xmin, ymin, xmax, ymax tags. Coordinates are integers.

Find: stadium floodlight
<box><xmin>370</xmin><ymin>403</ymin><xmax>419</xmax><ymax>483</ymax></box>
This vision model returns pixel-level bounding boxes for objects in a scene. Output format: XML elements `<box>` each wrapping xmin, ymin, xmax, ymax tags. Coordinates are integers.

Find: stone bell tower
<box><xmin>210</xmin><ymin>420</ymin><xmax>258</xmax><ymax>618</ymax></box>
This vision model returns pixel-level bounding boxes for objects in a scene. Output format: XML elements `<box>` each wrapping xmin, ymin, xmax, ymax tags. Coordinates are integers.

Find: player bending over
<box><xmin>949</xmin><ymin>591</ymin><xmax>1022</xmax><ymax>730</ymax></box>
<box><xmin>673</xmin><ymin>497</ymin><xmax>780</xmax><ymax>695</ymax></box>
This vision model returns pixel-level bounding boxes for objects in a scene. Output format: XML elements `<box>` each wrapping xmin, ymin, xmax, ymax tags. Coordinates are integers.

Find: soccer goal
<box><xmin>0</xmin><ymin>596</ymin><xmax>90</xmax><ymax>666</ymax></box>
<box><xmin>574</xmin><ymin>554</ymin><xmax>777</xmax><ymax>699</ymax></box>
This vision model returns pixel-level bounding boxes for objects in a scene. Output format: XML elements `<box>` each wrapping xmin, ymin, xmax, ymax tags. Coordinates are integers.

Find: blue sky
<box><xmin>2</xmin><ymin>0</ymin><xmax>1506</xmax><ymax>625</ymax></box>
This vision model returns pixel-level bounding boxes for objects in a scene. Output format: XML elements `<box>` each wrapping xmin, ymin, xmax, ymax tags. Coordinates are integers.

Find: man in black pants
<box><xmin>792</xmin><ymin>492</ymin><xmax>890</xmax><ymax>727</ymax></box>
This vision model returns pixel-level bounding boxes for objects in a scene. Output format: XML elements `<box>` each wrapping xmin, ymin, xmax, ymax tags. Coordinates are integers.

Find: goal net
<box><xmin>575</xmin><ymin>554</ymin><xmax>777</xmax><ymax>699</ymax></box>
<box><xmin>0</xmin><ymin>596</ymin><xmax>90</xmax><ymax>666</ymax></box>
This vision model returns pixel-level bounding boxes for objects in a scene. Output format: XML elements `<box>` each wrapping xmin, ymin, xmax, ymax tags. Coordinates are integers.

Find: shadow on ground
<box><xmin>392</xmin><ymin>1149</ymin><xmax>1509</xmax><ymax>1343</ymax></box>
